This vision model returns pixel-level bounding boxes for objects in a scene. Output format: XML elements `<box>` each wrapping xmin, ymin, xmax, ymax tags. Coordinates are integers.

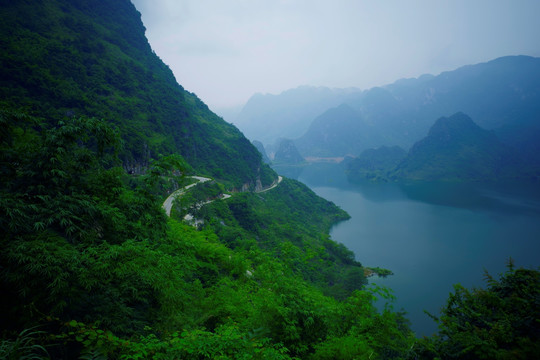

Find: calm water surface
<box><xmin>275</xmin><ymin>164</ymin><xmax>540</xmax><ymax>336</ymax></box>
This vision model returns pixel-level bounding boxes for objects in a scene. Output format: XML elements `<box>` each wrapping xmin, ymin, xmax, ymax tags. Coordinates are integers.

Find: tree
<box><xmin>413</xmin><ymin>261</ymin><xmax>540</xmax><ymax>359</ymax></box>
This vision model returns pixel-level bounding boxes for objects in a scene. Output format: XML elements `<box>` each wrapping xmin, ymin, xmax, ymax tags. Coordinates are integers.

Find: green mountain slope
<box><xmin>393</xmin><ymin>112</ymin><xmax>511</xmax><ymax>181</ymax></box>
<box><xmin>0</xmin><ymin>0</ymin><xmax>269</xmax><ymax>188</ymax></box>
<box><xmin>347</xmin><ymin>146</ymin><xmax>407</xmax><ymax>182</ymax></box>
<box><xmin>0</xmin><ymin>0</ymin><xmax>416</xmax><ymax>358</ymax></box>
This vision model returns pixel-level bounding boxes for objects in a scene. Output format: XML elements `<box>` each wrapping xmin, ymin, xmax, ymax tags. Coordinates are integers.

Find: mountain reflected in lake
<box><xmin>274</xmin><ymin>163</ymin><xmax>540</xmax><ymax>336</ymax></box>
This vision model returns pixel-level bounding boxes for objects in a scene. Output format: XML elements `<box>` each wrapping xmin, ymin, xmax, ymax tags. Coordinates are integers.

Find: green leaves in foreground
<box><xmin>0</xmin><ymin>327</ymin><xmax>50</xmax><ymax>360</ymax></box>
<box><xmin>412</xmin><ymin>261</ymin><xmax>540</xmax><ymax>359</ymax></box>
<box><xmin>0</xmin><ymin>109</ymin><xmax>414</xmax><ymax>358</ymax></box>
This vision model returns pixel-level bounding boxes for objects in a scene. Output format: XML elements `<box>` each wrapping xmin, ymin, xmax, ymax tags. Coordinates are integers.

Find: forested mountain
<box><xmin>346</xmin><ymin>146</ymin><xmax>407</xmax><ymax>182</ymax></box>
<box><xmin>233</xmin><ymin>86</ymin><xmax>361</xmax><ymax>146</ymax></box>
<box><xmin>346</xmin><ymin>113</ymin><xmax>520</xmax><ymax>182</ymax></box>
<box><xmin>2</xmin><ymin>1</ymin><xmax>538</xmax><ymax>358</ymax></box>
<box><xmin>0</xmin><ymin>0</ymin><xmax>418</xmax><ymax>358</ymax></box>
<box><xmin>392</xmin><ymin>113</ymin><xmax>512</xmax><ymax>181</ymax></box>
<box><xmin>0</xmin><ymin>0</ymin><xmax>271</xmax><ymax>189</ymax></box>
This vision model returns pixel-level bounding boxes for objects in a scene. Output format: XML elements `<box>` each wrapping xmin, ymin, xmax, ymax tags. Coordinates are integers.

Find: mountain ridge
<box><xmin>234</xmin><ymin>55</ymin><xmax>540</xmax><ymax>160</ymax></box>
<box><xmin>393</xmin><ymin>112</ymin><xmax>512</xmax><ymax>181</ymax></box>
<box><xmin>0</xmin><ymin>0</ymin><xmax>273</xmax><ymax>189</ymax></box>
<box><xmin>233</xmin><ymin>85</ymin><xmax>361</xmax><ymax>145</ymax></box>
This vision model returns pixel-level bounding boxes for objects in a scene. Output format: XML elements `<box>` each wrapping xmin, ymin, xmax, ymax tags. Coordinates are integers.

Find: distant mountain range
<box><xmin>232</xmin><ymin>86</ymin><xmax>361</xmax><ymax>146</ymax></box>
<box><xmin>393</xmin><ymin>112</ymin><xmax>513</xmax><ymax>181</ymax></box>
<box><xmin>234</xmin><ymin>56</ymin><xmax>540</xmax><ymax>172</ymax></box>
<box><xmin>301</xmin><ymin>56</ymin><xmax>540</xmax><ymax>158</ymax></box>
<box><xmin>347</xmin><ymin>112</ymin><xmax>535</xmax><ymax>182</ymax></box>
<box><xmin>294</xmin><ymin>103</ymin><xmax>381</xmax><ymax>157</ymax></box>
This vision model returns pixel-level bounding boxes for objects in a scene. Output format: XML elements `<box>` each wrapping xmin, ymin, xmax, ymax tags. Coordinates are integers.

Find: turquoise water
<box><xmin>275</xmin><ymin>164</ymin><xmax>540</xmax><ymax>336</ymax></box>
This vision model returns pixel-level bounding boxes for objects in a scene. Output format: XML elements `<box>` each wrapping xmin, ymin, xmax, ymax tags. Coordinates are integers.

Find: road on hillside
<box><xmin>257</xmin><ymin>176</ymin><xmax>283</xmax><ymax>193</ymax></box>
<box><xmin>162</xmin><ymin>175</ymin><xmax>283</xmax><ymax>218</ymax></box>
<box><xmin>162</xmin><ymin>176</ymin><xmax>211</xmax><ymax>216</ymax></box>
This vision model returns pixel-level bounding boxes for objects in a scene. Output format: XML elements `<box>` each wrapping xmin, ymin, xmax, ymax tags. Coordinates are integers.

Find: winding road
<box><xmin>162</xmin><ymin>176</ymin><xmax>211</xmax><ymax>216</ymax></box>
<box><xmin>257</xmin><ymin>176</ymin><xmax>283</xmax><ymax>193</ymax></box>
<box><xmin>162</xmin><ymin>175</ymin><xmax>283</xmax><ymax>219</ymax></box>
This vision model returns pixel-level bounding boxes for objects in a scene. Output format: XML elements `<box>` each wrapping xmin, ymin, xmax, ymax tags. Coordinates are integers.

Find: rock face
<box><xmin>273</xmin><ymin>139</ymin><xmax>305</xmax><ymax>164</ymax></box>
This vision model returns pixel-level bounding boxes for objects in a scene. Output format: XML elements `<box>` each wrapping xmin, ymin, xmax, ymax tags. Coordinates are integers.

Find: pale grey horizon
<box><xmin>131</xmin><ymin>0</ymin><xmax>540</xmax><ymax>111</ymax></box>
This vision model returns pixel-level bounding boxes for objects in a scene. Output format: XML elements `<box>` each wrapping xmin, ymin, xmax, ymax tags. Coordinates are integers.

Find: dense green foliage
<box><xmin>412</xmin><ymin>262</ymin><xmax>540</xmax><ymax>359</ymax></box>
<box><xmin>3</xmin><ymin>1</ymin><xmax>536</xmax><ymax>359</ymax></box>
<box><xmin>0</xmin><ymin>2</ymin><xmax>416</xmax><ymax>358</ymax></box>
<box><xmin>0</xmin><ymin>0</ymin><xmax>270</xmax><ymax>188</ymax></box>
<box><xmin>0</xmin><ymin>0</ymin><xmax>412</xmax><ymax>345</ymax></box>
<box><xmin>189</xmin><ymin>178</ymin><xmax>370</xmax><ymax>299</ymax></box>
<box><xmin>1</xmin><ymin>110</ymin><xmax>414</xmax><ymax>358</ymax></box>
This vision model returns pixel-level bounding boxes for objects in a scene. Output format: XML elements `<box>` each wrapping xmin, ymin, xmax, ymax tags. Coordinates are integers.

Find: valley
<box><xmin>1</xmin><ymin>0</ymin><xmax>539</xmax><ymax>359</ymax></box>
<box><xmin>277</xmin><ymin>162</ymin><xmax>540</xmax><ymax>336</ymax></box>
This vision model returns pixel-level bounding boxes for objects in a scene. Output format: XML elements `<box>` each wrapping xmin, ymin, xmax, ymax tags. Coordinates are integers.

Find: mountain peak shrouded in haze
<box><xmin>426</xmin><ymin>111</ymin><xmax>483</xmax><ymax>141</ymax></box>
<box><xmin>273</xmin><ymin>139</ymin><xmax>305</xmax><ymax>164</ymax></box>
<box><xmin>252</xmin><ymin>140</ymin><xmax>271</xmax><ymax>164</ymax></box>
<box><xmin>394</xmin><ymin>112</ymin><xmax>510</xmax><ymax>181</ymax></box>
<box><xmin>295</xmin><ymin>103</ymin><xmax>381</xmax><ymax>157</ymax></box>
<box><xmin>233</xmin><ymin>86</ymin><xmax>361</xmax><ymax>145</ymax></box>
<box><xmin>237</xmin><ymin>55</ymin><xmax>540</xmax><ymax>160</ymax></box>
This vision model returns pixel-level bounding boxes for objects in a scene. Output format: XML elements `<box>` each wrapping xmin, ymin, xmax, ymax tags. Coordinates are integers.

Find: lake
<box><xmin>274</xmin><ymin>163</ymin><xmax>540</xmax><ymax>336</ymax></box>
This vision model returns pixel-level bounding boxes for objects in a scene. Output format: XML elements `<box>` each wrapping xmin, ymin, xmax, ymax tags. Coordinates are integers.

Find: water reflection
<box><xmin>272</xmin><ymin>163</ymin><xmax>540</xmax><ymax>336</ymax></box>
<box><xmin>274</xmin><ymin>162</ymin><xmax>540</xmax><ymax>214</ymax></box>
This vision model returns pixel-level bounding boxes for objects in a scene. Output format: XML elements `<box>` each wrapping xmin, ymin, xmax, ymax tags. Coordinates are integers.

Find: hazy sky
<box><xmin>131</xmin><ymin>0</ymin><xmax>540</xmax><ymax>110</ymax></box>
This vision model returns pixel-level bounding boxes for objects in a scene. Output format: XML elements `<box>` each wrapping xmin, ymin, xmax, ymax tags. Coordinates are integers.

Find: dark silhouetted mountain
<box><xmin>393</xmin><ymin>113</ymin><xmax>512</xmax><ymax>181</ymax></box>
<box><xmin>0</xmin><ymin>0</ymin><xmax>272</xmax><ymax>189</ymax></box>
<box><xmin>261</xmin><ymin>56</ymin><xmax>540</xmax><ymax>160</ymax></box>
<box><xmin>233</xmin><ymin>86</ymin><xmax>361</xmax><ymax>145</ymax></box>
<box><xmin>494</xmin><ymin>122</ymin><xmax>540</xmax><ymax>178</ymax></box>
<box><xmin>373</xmin><ymin>55</ymin><xmax>540</xmax><ymax>146</ymax></box>
<box><xmin>273</xmin><ymin>139</ymin><xmax>305</xmax><ymax>164</ymax></box>
<box><xmin>347</xmin><ymin>146</ymin><xmax>407</xmax><ymax>182</ymax></box>
<box><xmin>295</xmin><ymin>104</ymin><xmax>382</xmax><ymax>157</ymax></box>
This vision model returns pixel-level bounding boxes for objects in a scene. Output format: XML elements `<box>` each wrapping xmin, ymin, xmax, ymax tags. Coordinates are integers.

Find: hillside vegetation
<box><xmin>0</xmin><ymin>0</ymin><xmax>269</xmax><ymax>188</ymax></box>
<box><xmin>0</xmin><ymin>0</ymin><xmax>414</xmax><ymax>358</ymax></box>
<box><xmin>1</xmin><ymin>0</ymin><xmax>538</xmax><ymax>359</ymax></box>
